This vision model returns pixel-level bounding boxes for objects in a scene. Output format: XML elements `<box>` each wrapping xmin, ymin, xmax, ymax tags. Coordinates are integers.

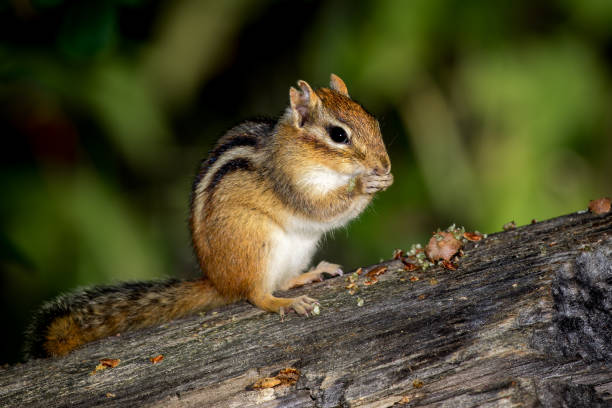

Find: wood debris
<box><xmin>503</xmin><ymin>221</ymin><xmax>516</xmax><ymax>231</ymax></box>
<box><xmin>425</xmin><ymin>232</ymin><xmax>463</xmax><ymax>262</ymax></box>
<box><xmin>150</xmin><ymin>355</ymin><xmax>164</xmax><ymax>364</ymax></box>
<box><xmin>252</xmin><ymin>368</ymin><xmax>300</xmax><ymax>389</ymax></box>
<box><xmin>91</xmin><ymin>358</ymin><xmax>120</xmax><ymax>375</ymax></box>
<box><xmin>589</xmin><ymin>197</ymin><xmax>611</xmax><ymax>215</ymax></box>
<box><xmin>365</xmin><ymin>265</ymin><xmax>387</xmax><ymax>286</ymax></box>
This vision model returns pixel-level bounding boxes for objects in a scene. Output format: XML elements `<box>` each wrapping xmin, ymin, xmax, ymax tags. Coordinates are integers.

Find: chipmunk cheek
<box><xmin>335</xmin><ymin>157</ymin><xmax>360</xmax><ymax>175</ymax></box>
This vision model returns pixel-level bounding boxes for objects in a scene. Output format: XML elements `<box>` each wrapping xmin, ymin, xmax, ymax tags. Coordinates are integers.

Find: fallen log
<box><xmin>1</xmin><ymin>210</ymin><xmax>611</xmax><ymax>407</ymax></box>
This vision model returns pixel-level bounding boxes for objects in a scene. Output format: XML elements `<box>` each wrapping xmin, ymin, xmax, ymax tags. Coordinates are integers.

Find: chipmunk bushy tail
<box><xmin>24</xmin><ymin>278</ymin><xmax>225</xmax><ymax>359</ymax></box>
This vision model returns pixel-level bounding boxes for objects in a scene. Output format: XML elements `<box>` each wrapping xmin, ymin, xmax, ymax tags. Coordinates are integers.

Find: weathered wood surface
<box><xmin>1</xmin><ymin>210</ymin><xmax>611</xmax><ymax>407</ymax></box>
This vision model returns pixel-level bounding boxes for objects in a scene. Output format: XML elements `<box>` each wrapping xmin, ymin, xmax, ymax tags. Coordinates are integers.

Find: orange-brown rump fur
<box><xmin>25</xmin><ymin>74</ymin><xmax>392</xmax><ymax>358</ymax></box>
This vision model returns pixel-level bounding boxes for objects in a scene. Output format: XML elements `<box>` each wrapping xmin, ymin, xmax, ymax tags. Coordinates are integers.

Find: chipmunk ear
<box><xmin>329</xmin><ymin>73</ymin><xmax>349</xmax><ymax>97</ymax></box>
<box><xmin>289</xmin><ymin>80</ymin><xmax>320</xmax><ymax>127</ymax></box>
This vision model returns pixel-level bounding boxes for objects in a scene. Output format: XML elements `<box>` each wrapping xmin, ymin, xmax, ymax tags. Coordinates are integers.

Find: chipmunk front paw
<box><xmin>358</xmin><ymin>172</ymin><xmax>394</xmax><ymax>194</ymax></box>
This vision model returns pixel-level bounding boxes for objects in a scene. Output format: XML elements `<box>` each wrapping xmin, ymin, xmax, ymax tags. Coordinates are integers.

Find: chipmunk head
<box><xmin>284</xmin><ymin>74</ymin><xmax>391</xmax><ymax>178</ymax></box>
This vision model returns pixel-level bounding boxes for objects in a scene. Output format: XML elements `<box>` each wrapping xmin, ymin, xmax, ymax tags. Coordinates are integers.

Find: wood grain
<box><xmin>1</xmin><ymin>210</ymin><xmax>611</xmax><ymax>407</ymax></box>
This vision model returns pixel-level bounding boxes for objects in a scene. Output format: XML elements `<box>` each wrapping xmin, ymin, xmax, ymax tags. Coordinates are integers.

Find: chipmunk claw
<box><xmin>289</xmin><ymin>295</ymin><xmax>319</xmax><ymax>316</ymax></box>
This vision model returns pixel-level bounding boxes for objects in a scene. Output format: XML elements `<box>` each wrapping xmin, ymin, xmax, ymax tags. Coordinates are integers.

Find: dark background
<box><xmin>1</xmin><ymin>0</ymin><xmax>611</xmax><ymax>363</ymax></box>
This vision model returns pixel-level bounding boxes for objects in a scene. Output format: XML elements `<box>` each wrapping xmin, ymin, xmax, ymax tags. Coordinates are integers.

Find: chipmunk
<box><xmin>24</xmin><ymin>74</ymin><xmax>393</xmax><ymax>359</ymax></box>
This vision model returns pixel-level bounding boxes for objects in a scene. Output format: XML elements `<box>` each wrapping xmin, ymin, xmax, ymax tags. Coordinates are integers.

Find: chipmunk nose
<box><xmin>374</xmin><ymin>164</ymin><xmax>391</xmax><ymax>176</ymax></box>
<box><xmin>383</xmin><ymin>162</ymin><xmax>391</xmax><ymax>175</ymax></box>
<box><xmin>374</xmin><ymin>157</ymin><xmax>391</xmax><ymax>175</ymax></box>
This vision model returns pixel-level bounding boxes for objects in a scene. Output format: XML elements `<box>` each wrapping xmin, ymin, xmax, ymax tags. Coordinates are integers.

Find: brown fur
<box><xmin>27</xmin><ymin>279</ymin><xmax>225</xmax><ymax>358</ymax></box>
<box><xmin>43</xmin><ymin>316</ymin><xmax>87</xmax><ymax>357</ymax></box>
<box><xmin>25</xmin><ymin>74</ymin><xmax>392</xmax><ymax>359</ymax></box>
<box><xmin>190</xmin><ymin>75</ymin><xmax>392</xmax><ymax>315</ymax></box>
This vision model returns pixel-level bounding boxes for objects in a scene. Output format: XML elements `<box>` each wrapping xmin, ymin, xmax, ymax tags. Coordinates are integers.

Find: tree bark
<box><xmin>1</xmin><ymin>210</ymin><xmax>611</xmax><ymax>407</ymax></box>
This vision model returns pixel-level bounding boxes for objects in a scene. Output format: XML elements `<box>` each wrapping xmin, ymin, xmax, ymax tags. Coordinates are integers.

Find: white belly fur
<box><xmin>265</xmin><ymin>196</ymin><xmax>372</xmax><ymax>292</ymax></box>
<box><xmin>265</xmin><ymin>225</ymin><xmax>320</xmax><ymax>293</ymax></box>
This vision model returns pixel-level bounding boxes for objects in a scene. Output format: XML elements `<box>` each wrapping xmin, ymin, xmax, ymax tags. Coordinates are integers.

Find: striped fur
<box><xmin>189</xmin><ymin>76</ymin><xmax>392</xmax><ymax>313</ymax></box>
<box><xmin>25</xmin><ymin>75</ymin><xmax>392</xmax><ymax>358</ymax></box>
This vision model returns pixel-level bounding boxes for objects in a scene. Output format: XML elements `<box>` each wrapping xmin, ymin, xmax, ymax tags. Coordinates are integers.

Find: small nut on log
<box><xmin>425</xmin><ymin>232</ymin><xmax>463</xmax><ymax>262</ymax></box>
<box><xmin>588</xmin><ymin>197</ymin><xmax>611</xmax><ymax>215</ymax></box>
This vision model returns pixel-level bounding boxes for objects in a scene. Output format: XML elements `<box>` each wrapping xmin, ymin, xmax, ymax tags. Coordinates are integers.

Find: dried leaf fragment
<box><xmin>393</xmin><ymin>249</ymin><xmax>404</xmax><ymax>260</ymax></box>
<box><xmin>365</xmin><ymin>265</ymin><xmax>387</xmax><ymax>285</ymax></box>
<box><xmin>589</xmin><ymin>197</ymin><xmax>611</xmax><ymax>214</ymax></box>
<box><xmin>106</xmin><ymin>393</ymin><xmax>116</xmax><ymax>398</ymax></box>
<box><xmin>409</xmin><ymin>276</ymin><xmax>419</xmax><ymax>282</ymax></box>
<box><xmin>150</xmin><ymin>355</ymin><xmax>164</xmax><ymax>364</ymax></box>
<box><xmin>346</xmin><ymin>282</ymin><xmax>359</xmax><ymax>295</ymax></box>
<box><xmin>364</xmin><ymin>277</ymin><xmax>378</xmax><ymax>286</ymax></box>
<box><xmin>345</xmin><ymin>270</ymin><xmax>361</xmax><ymax>294</ymax></box>
<box><xmin>441</xmin><ymin>260</ymin><xmax>458</xmax><ymax>270</ymax></box>
<box><xmin>366</xmin><ymin>265</ymin><xmax>387</xmax><ymax>279</ymax></box>
<box><xmin>91</xmin><ymin>358</ymin><xmax>120</xmax><ymax>374</ymax></box>
<box><xmin>399</xmin><ymin>395</ymin><xmax>412</xmax><ymax>403</ymax></box>
<box><xmin>100</xmin><ymin>358</ymin><xmax>121</xmax><ymax>368</ymax></box>
<box><xmin>252</xmin><ymin>377</ymin><xmax>281</xmax><ymax>389</ymax></box>
<box><xmin>99</xmin><ymin>358</ymin><xmax>120</xmax><ymax>368</ymax></box>
<box><xmin>399</xmin><ymin>393</ymin><xmax>425</xmax><ymax>404</ymax></box>
<box><xmin>277</xmin><ymin>367</ymin><xmax>300</xmax><ymax>385</ymax></box>
<box><xmin>463</xmin><ymin>231</ymin><xmax>483</xmax><ymax>242</ymax></box>
<box><xmin>425</xmin><ymin>232</ymin><xmax>463</xmax><ymax>262</ymax></box>
<box><xmin>401</xmin><ymin>257</ymin><xmax>419</xmax><ymax>271</ymax></box>
<box><xmin>252</xmin><ymin>368</ymin><xmax>300</xmax><ymax>389</ymax></box>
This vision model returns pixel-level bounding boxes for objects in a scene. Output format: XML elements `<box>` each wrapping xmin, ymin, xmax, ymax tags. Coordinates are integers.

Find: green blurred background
<box><xmin>1</xmin><ymin>0</ymin><xmax>611</xmax><ymax>363</ymax></box>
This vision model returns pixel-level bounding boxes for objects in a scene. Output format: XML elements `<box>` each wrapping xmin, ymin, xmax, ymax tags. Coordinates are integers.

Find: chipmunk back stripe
<box><xmin>24</xmin><ymin>77</ymin><xmax>392</xmax><ymax>358</ymax></box>
<box><xmin>191</xmin><ymin>144</ymin><xmax>259</xmax><ymax>231</ymax></box>
<box><xmin>194</xmin><ymin>136</ymin><xmax>258</xmax><ymax>189</ymax></box>
<box><xmin>206</xmin><ymin>158</ymin><xmax>254</xmax><ymax>195</ymax></box>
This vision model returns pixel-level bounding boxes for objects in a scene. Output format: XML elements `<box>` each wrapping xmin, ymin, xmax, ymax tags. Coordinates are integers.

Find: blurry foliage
<box><xmin>1</xmin><ymin>0</ymin><xmax>612</xmax><ymax>362</ymax></box>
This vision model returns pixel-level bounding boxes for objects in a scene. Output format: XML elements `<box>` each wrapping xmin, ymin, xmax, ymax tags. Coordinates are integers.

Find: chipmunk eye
<box><xmin>327</xmin><ymin>126</ymin><xmax>349</xmax><ymax>144</ymax></box>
